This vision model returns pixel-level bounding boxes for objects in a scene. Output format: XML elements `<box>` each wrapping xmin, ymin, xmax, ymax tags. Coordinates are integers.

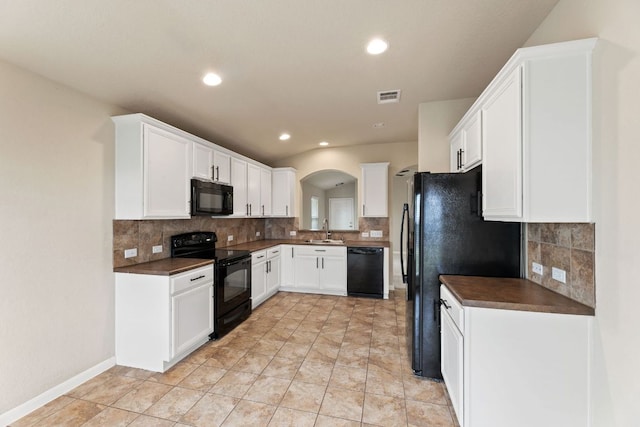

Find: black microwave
<box><xmin>191</xmin><ymin>179</ymin><xmax>233</xmax><ymax>216</ymax></box>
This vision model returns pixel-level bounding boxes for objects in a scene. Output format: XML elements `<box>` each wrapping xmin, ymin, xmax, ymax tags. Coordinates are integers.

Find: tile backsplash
<box><xmin>526</xmin><ymin>223</ymin><xmax>595</xmax><ymax>308</ymax></box>
<box><xmin>114</xmin><ymin>217</ymin><xmax>390</xmax><ymax>268</ymax></box>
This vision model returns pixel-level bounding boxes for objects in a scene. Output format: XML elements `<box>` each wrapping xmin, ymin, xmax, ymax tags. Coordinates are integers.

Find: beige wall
<box><xmin>0</xmin><ymin>60</ymin><xmax>123</xmax><ymax>413</ymax></box>
<box><xmin>418</xmin><ymin>98</ymin><xmax>475</xmax><ymax>172</ymax></box>
<box><xmin>524</xmin><ymin>1</ymin><xmax>640</xmax><ymax>424</ymax></box>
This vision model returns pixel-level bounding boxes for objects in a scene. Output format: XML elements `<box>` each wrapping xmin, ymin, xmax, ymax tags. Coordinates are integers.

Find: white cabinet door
<box><xmin>247</xmin><ymin>163</ymin><xmax>261</xmax><ymax>217</ymax></box>
<box><xmin>440</xmin><ymin>306</ymin><xmax>464</xmax><ymax>426</ymax></box>
<box><xmin>361</xmin><ymin>162</ymin><xmax>389</xmax><ymax>217</ymax></box>
<box><xmin>280</xmin><ymin>245</ymin><xmax>295</xmax><ymax>287</ymax></box>
<box><xmin>319</xmin><ymin>253</ymin><xmax>347</xmax><ymax>293</ymax></box>
<box><xmin>231</xmin><ymin>157</ymin><xmax>248</xmax><ymax>216</ymax></box>
<box><xmin>272</xmin><ymin>168</ymin><xmax>296</xmax><ymax>217</ymax></box>
<box><xmin>294</xmin><ymin>253</ymin><xmax>321</xmax><ymax>289</ymax></box>
<box><xmin>260</xmin><ymin>168</ymin><xmax>272</xmax><ymax>216</ymax></box>
<box><xmin>144</xmin><ymin>124</ymin><xmax>192</xmax><ymax>219</ymax></box>
<box><xmin>252</xmin><ymin>251</ymin><xmax>267</xmax><ymax>308</ymax></box>
<box><xmin>450</xmin><ymin>131</ymin><xmax>464</xmax><ymax>172</ymax></box>
<box><xmin>267</xmin><ymin>257</ymin><xmax>280</xmax><ymax>295</ymax></box>
<box><xmin>464</xmin><ymin>111</ymin><xmax>482</xmax><ymax>171</ymax></box>
<box><xmin>193</xmin><ymin>142</ymin><xmax>213</xmax><ymax>180</ymax></box>
<box><xmin>482</xmin><ymin>66</ymin><xmax>523</xmax><ymax>219</ymax></box>
<box><xmin>171</xmin><ymin>282</ymin><xmax>213</xmax><ymax>359</ymax></box>
<box><xmin>213</xmin><ymin>150</ymin><xmax>231</xmax><ymax>183</ymax></box>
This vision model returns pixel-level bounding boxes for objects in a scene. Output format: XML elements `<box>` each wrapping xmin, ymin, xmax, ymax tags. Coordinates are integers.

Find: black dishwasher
<box><xmin>347</xmin><ymin>247</ymin><xmax>384</xmax><ymax>298</ymax></box>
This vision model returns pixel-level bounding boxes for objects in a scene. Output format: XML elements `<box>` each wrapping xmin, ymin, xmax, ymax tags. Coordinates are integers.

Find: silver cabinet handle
<box><xmin>286</xmin><ymin>205</ymin><xmax>288</xmax><ymax>216</ymax></box>
<box><xmin>316</xmin><ymin>257</ymin><xmax>319</xmax><ymax>268</ymax></box>
<box><xmin>256</xmin><ymin>255</ymin><xmax>265</xmax><ymax>259</ymax></box>
<box><xmin>262</xmin><ymin>205</ymin><xmax>264</xmax><ymax>216</ymax></box>
<box><xmin>291</xmin><ymin>247</ymin><xmax>294</xmax><ymax>257</ymax></box>
<box><xmin>363</xmin><ymin>204</ymin><xmax>365</xmax><ymax>216</ymax></box>
<box><xmin>322</xmin><ymin>258</ymin><xmax>324</xmax><ymax>269</ymax></box>
<box><xmin>190</xmin><ymin>275</ymin><xmax>205</xmax><ymax>282</ymax></box>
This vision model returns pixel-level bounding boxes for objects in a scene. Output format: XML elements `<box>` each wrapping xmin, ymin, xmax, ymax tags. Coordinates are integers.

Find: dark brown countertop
<box><xmin>114</xmin><ymin>258</ymin><xmax>213</xmax><ymax>276</ymax></box>
<box><xmin>115</xmin><ymin>239</ymin><xmax>390</xmax><ymax>275</ymax></box>
<box><xmin>439</xmin><ymin>275</ymin><xmax>595</xmax><ymax>316</ymax></box>
<box><xmin>224</xmin><ymin>239</ymin><xmax>390</xmax><ymax>251</ymax></box>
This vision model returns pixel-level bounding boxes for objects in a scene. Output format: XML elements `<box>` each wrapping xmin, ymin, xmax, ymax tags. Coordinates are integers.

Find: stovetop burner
<box><xmin>171</xmin><ymin>231</ymin><xmax>250</xmax><ymax>263</ymax></box>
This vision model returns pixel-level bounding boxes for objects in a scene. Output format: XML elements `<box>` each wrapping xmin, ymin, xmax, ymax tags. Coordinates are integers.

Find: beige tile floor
<box><xmin>13</xmin><ymin>290</ymin><xmax>460</xmax><ymax>427</ymax></box>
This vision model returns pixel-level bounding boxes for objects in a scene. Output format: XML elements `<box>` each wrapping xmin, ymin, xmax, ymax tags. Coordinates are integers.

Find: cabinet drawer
<box><xmin>252</xmin><ymin>250</ymin><xmax>267</xmax><ymax>263</ymax></box>
<box><xmin>295</xmin><ymin>245</ymin><xmax>346</xmax><ymax>257</ymax></box>
<box><xmin>171</xmin><ymin>265</ymin><xmax>213</xmax><ymax>295</ymax></box>
<box><xmin>440</xmin><ymin>284</ymin><xmax>464</xmax><ymax>333</ymax></box>
<box><xmin>267</xmin><ymin>246</ymin><xmax>281</xmax><ymax>259</ymax></box>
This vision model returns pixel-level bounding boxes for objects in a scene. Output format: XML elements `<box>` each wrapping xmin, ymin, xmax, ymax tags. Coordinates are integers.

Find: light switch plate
<box><xmin>152</xmin><ymin>245</ymin><xmax>162</xmax><ymax>254</ymax></box>
<box><xmin>532</xmin><ymin>262</ymin><xmax>543</xmax><ymax>275</ymax></box>
<box><xmin>289</xmin><ymin>230</ymin><xmax>297</xmax><ymax>236</ymax></box>
<box><xmin>124</xmin><ymin>248</ymin><xmax>137</xmax><ymax>258</ymax></box>
<box><xmin>370</xmin><ymin>230</ymin><xmax>383</xmax><ymax>238</ymax></box>
<box><xmin>227</xmin><ymin>235</ymin><xmax>234</xmax><ymax>242</ymax></box>
<box><xmin>552</xmin><ymin>267</ymin><xmax>567</xmax><ymax>283</ymax></box>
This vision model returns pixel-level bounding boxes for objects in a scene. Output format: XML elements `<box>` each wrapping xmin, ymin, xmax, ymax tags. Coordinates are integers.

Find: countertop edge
<box><xmin>114</xmin><ymin>259</ymin><xmax>213</xmax><ymax>276</ymax></box>
<box><xmin>440</xmin><ymin>275</ymin><xmax>595</xmax><ymax>316</ymax></box>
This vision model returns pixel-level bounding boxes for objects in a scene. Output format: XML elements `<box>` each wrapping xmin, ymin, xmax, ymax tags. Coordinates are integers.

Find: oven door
<box><xmin>215</xmin><ymin>255</ymin><xmax>251</xmax><ymax>316</ymax></box>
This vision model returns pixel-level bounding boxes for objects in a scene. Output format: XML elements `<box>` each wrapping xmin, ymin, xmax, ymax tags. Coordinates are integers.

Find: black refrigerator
<box><xmin>403</xmin><ymin>167</ymin><xmax>521</xmax><ymax>380</ymax></box>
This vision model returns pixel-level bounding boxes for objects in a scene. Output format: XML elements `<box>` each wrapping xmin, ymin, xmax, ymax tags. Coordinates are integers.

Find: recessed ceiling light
<box><xmin>366</xmin><ymin>38</ymin><xmax>388</xmax><ymax>55</ymax></box>
<box><xmin>373</xmin><ymin>122</ymin><xmax>385</xmax><ymax>128</ymax></box>
<box><xmin>279</xmin><ymin>133</ymin><xmax>291</xmax><ymax>141</ymax></box>
<box><xmin>319</xmin><ymin>141</ymin><xmax>329</xmax><ymax>146</ymax></box>
<box><xmin>203</xmin><ymin>72</ymin><xmax>222</xmax><ymax>86</ymax></box>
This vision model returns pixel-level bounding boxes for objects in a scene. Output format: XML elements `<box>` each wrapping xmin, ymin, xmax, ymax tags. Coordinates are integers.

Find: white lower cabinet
<box><xmin>252</xmin><ymin>247</ymin><xmax>281</xmax><ymax>308</ymax></box>
<box><xmin>288</xmin><ymin>245</ymin><xmax>347</xmax><ymax>296</ymax></box>
<box><xmin>115</xmin><ymin>265</ymin><xmax>214</xmax><ymax>372</ymax></box>
<box><xmin>251</xmin><ymin>251</ymin><xmax>267</xmax><ymax>308</ymax></box>
<box><xmin>440</xmin><ymin>284</ymin><xmax>591</xmax><ymax>427</ymax></box>
<box><xmin>280</xmin><ymin>245</ymin><xmax>295</xmax><ymax>287</ymax></box>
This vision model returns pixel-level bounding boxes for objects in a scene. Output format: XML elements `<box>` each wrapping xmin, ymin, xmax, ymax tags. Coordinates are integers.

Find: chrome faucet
<box><xmin>322</xmin><ymin>218</ymin><xmax>331</xmax><ymax>240</ymax></box>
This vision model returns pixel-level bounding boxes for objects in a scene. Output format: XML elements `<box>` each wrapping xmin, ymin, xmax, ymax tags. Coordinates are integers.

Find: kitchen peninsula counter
<box><xmin>440</xmin><ymin>275</ymin><xmax>594</xmax><ymax>316</ymax></box>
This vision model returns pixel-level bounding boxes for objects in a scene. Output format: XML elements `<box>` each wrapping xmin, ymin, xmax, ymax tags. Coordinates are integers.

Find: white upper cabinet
<box><xmin>450</xmin><ymin>111</ymin><xmax>482</xmax><ymax>173</ymax></box>
<box><xmin>231</xmin><ymin>157</ymin><xmax>272</xmax><ymax>217</ymax></box>
<box><xmin>272</xmin><ymin>168</ymin><xmax>297</xmax><ymax>217</ymax></box>
<box><xmin>450</xmin><ymin>38</ymin><xmax>597</xmax><ymax>222</ymax></box>
<box><xmin>260</xmin><ymin>167</ymin><xmax>272</xmax><ymax>216</ymax></box>
<box><xmin>361</xmin><ymin>162</ymin><xmax>389</xmax><ymax>217</ymax></box>
<box><xmin>247</xmin><ymin>163</ymin><xmax>261</xmax><ymax>217</ymax></box>
<box><xmin>212</xmin><ymin>150</ymin><xmax>231</xmax><ymax>183</ymax></box>
<box><xmin>231</xmin><ymin>157</ymin><xmax>248</xmax><ymax>216</ymax></box>
<box><xmin>482</xmin><ymin>67</ymin><xmax>523</xmax><ymax>219</ymax></box>
<box><xmin>113</xmin><ymin>115</ymin><xmax>192</xmax><ymax>219</ymax></box>
<box><xmin>192</xmin><ymin>142</ymin><xmax>215</xmax><ymax>181</ymax></box>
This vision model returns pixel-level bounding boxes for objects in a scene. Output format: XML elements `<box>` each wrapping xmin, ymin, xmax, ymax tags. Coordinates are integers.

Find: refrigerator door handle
<box><xmin>400</xmin><ymin>203</ymin><xmax>409</xmax><ymax>281</ymax></box>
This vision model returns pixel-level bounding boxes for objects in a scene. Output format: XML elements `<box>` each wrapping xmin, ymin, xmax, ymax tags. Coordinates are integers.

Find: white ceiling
<box><xmin>0</xmin><ymin>0</ymin><xmax>558</xmax><ymax>164</ymax></box>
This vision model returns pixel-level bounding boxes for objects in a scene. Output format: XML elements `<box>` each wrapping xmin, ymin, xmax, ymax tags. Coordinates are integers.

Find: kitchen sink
<box><xmin>304</xmin><ymin>239</ymin><xmax>345</xmax><ymax>245</ymax></box>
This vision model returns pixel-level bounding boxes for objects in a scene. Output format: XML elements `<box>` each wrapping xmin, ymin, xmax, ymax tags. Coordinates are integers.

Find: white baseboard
<box><xmin>0</xmin><ymin>357</ymin><xmax>116</xmax><ymax>426</ymax></box>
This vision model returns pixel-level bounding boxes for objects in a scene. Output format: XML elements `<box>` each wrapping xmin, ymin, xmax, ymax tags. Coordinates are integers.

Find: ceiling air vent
<box><xmin>377</xmin><ymin>90</ymin><xmax>401</xmax><ymax>104</ymax></box>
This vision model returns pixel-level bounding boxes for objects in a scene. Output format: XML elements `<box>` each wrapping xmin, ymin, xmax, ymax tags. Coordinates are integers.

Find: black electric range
<box><xmin>171</xmin><ymin>232</ymin><xmax>252</xmax><ymax>339</ymax></box>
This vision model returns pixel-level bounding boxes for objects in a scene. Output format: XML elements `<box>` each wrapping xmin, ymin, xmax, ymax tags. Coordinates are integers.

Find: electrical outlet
<box><xmin>361</xmin><ymin>232</ymin><xmax>370</xmax><ymax>238</ymax></box>
<box><xmin>532</xmin><ymin>262</ymin><xmax>543</xmax><ymax>275</ymax></box>
<box><xmin>256</xmin><ymin>231</ymin><xmax>261</xmax><ymax>237</ymax></box>
<box><xmin>227</xmin><ymin>235</ymin><xmax>234</xmax><ymax>242</ymax></box>
<box><xmin>124</xmin><ymin>248</ymin><xmax>137</xmax><ymax>258</ymax></box>
<box><xmin>152</xmin><ymin>245</ymin><xmax>163</xmax><ymax>254</ymax></box>
<box><xmin>370</xmin><ymin>230</ymin><xmax>383</xmax><ymax>238</ymax></box>
<box><xmin>552</xmin><ymin>267</ymin><xmax>567</xmax><ymax>283</ymax></box>
<box><xmin>289</xmin><ymin>230</ymin><xmax>297</xmax><ymax>236</ymax></box>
